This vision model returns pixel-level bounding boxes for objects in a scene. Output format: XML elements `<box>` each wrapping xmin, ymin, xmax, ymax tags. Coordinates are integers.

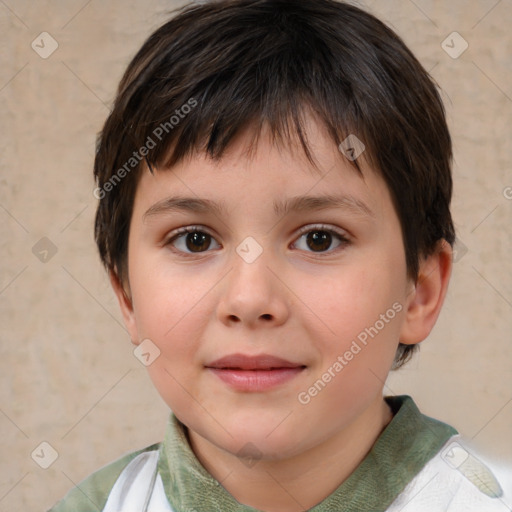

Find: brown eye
<box><xmin>293</xmin><ymin>226</ymin><xmax>349</xmax><ymax>254</ymax></box>
<box><xmin>168</xmin><ymin>228</ymin><xmax>221</xmax><ymax>254</ymax></box>
<box><xmin>306</xmin><ymin>231</ymin><xmax>332</xmax><ymax>252</ymax></box>
<box><xmin>185</xmin><ymin>232</ymin><xmax>212</xmax><ymax>252</ymax></box>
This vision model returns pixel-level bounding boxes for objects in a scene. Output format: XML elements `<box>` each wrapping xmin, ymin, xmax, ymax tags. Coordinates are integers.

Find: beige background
<box><xmin>1</xmin><ymin>0</ymin><xmax>511</xmax><ymax>510</ymax></box>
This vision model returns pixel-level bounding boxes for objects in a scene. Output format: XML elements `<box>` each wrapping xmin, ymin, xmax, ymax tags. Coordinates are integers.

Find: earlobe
<box><xmin>109</xmin><ymin>270</ymin><xmax>140</xmax><ymax>345</ymax></box>
<box><xmin>399</xmin><ymin>240</ymin><xmax>453</xmax><ymax>345</ymax></box>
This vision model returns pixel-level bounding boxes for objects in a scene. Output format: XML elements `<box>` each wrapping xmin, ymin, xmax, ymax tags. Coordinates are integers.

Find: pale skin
<box><xmin>112</xmin><ymin>117</ymin><xmax>452</xmax><ymax>511</ymax></box>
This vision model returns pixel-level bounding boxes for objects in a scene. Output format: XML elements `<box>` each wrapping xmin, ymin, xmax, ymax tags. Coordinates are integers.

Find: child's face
<box><xmin>119</xmin><ymin>118</ymin><xmax>416</xmax><ymax>461</ymax></box>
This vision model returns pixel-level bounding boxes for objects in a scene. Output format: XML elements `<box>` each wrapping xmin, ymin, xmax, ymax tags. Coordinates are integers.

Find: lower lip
<box><xmin>207</xmin><ymin>367</ymin><xmax>305</xmax><ymax>392</ymax></box>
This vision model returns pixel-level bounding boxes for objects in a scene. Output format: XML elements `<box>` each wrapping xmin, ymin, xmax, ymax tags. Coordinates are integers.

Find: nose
<box><xmin>216</xmin><ymin>246</ymin><xmax>289</xmax><ymax>329</ymax></box>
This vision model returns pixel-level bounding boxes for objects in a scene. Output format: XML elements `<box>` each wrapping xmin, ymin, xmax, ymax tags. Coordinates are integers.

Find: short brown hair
<box><xmin>94</xmin><ymin>0</ymin><xmax>455</xmax><ymax>368</ymax></box>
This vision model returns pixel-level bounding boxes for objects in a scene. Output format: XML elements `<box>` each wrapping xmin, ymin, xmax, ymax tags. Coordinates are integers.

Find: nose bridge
<box><xmin>233</xmin><ymin>238</ymin><xmax>272</xmax><ymax>289</ymax></box>
<box><xmin>217</xmin><ymin>236</ymin><xmax>288</xmax><ymax>326</ymax></box>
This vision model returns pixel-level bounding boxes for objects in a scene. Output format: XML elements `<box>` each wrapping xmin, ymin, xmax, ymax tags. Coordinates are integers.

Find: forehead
<box><xmin>132</xmin><ymin>117</ymin><xmax>393</xmax><ymax>223</ymax></box>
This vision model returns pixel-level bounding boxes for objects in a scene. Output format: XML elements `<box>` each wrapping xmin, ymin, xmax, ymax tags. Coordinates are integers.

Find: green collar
<box><xmin>157</xmin><ymin>396</ymin><xmax>457</xmax><ymax>511</ymax></box>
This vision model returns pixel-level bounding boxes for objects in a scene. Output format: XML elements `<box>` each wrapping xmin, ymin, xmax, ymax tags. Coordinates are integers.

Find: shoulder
<box><xmin>47</xmin><ymin>443</ymin><xmax>161</xmax><ymax>512</ymax></box>
<box><xmin>387</xmin><ymin>436</ymin><xmax>512</xmax><ymax>512</ymax></box>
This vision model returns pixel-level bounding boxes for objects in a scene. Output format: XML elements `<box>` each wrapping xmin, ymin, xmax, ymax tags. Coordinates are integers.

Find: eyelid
<box><xmin>170</xmin><ymin>225</ymin><xmax>215</xmax><ymax>238</ymax></box>
<box><xmin>294</xmin><ymin>223</ymin><xmax>349</xmax><ymax>240</ymax></box>
<box><xmin>166</xmin><ymin>224</ymin><xmax>220</xmax><ymax>246</ymax></box>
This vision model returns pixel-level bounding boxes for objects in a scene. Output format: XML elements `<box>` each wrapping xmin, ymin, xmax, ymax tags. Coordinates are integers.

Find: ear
<box><xmin>399</xmin><ymin>240</ymin><xmax>453</xmax><ymax>345</ymax></box>
<box><xmin>109</xmin><ymin>270</ymin><xmax>140</xmax><ymax>345</ymax></box>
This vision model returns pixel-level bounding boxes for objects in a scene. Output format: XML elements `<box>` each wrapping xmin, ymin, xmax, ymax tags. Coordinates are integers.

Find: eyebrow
<box><xmin>143</xmin><ymin>193</ymin><xmax>374</xmax><ymax>221</ymax></box>
<box><xmin>274</xmin><ymin>194</ymin><xmax>374</xmax><ymax>218</ymax></box>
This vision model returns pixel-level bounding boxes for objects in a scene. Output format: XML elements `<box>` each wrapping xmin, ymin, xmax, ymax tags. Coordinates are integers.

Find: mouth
<box><xmin>205</xmin><ymin>353</ymin><xmax>306</xmax><ymax>392</ymax></box>
<box><xmin>206</xmin><ymin>353</ymin><xmax>306</xmax><ymax>370</ymax></box>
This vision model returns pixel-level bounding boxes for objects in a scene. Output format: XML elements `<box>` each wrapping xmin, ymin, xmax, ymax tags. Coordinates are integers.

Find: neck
<box><xmin>187</xmin><ymin>396</ymin><xmax>393</xmax><ymax>512</ymax></box>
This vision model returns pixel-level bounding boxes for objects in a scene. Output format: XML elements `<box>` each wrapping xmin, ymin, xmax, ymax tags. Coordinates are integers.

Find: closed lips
<box><xmin>206</xmin><ymin>354</ymin><xmax>306</xmax><ymax>370</ymax></box>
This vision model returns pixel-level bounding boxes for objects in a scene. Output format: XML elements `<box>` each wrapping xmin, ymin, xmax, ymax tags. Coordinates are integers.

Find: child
<box><xmin>49</xmin><ymin>0</ymin><xmax>511</xmax><ymax>510</ymax></box>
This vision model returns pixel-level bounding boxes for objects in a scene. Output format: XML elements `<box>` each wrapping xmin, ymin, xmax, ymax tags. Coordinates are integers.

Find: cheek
<box><xmin>137</xmin><ymin>289</ymin><xmax>213</xmax><ymax>414</ymax></box>
<box><xmin>133</xmin><ymin>290</ymin><xmax>211</xmax><ymax>366</ymax></box>
<box><xmin>128</xmin><ymin>255</ymin><xmax>218</xmax><ymax>360</ymax></box>
<box><xmin>129</xmin><ymin>251</ymin><xmax>212</xmax><ymax>340</ymax></box>
<box><xmin>292</xmin><ymin>262</ymin><xmax>405</xmax><ymax>387</ymax></box>
<box><xmin>298</xmin><ymin>264</ymin><xmax>402</xmax><ymax>338</ymax></box>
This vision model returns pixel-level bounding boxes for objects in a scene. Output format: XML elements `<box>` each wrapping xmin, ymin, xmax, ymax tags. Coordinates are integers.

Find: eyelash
<box><xmin>165</xmin><ymin>224</ymin><xmax>351</xmax><ymax>257</ymax></box>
